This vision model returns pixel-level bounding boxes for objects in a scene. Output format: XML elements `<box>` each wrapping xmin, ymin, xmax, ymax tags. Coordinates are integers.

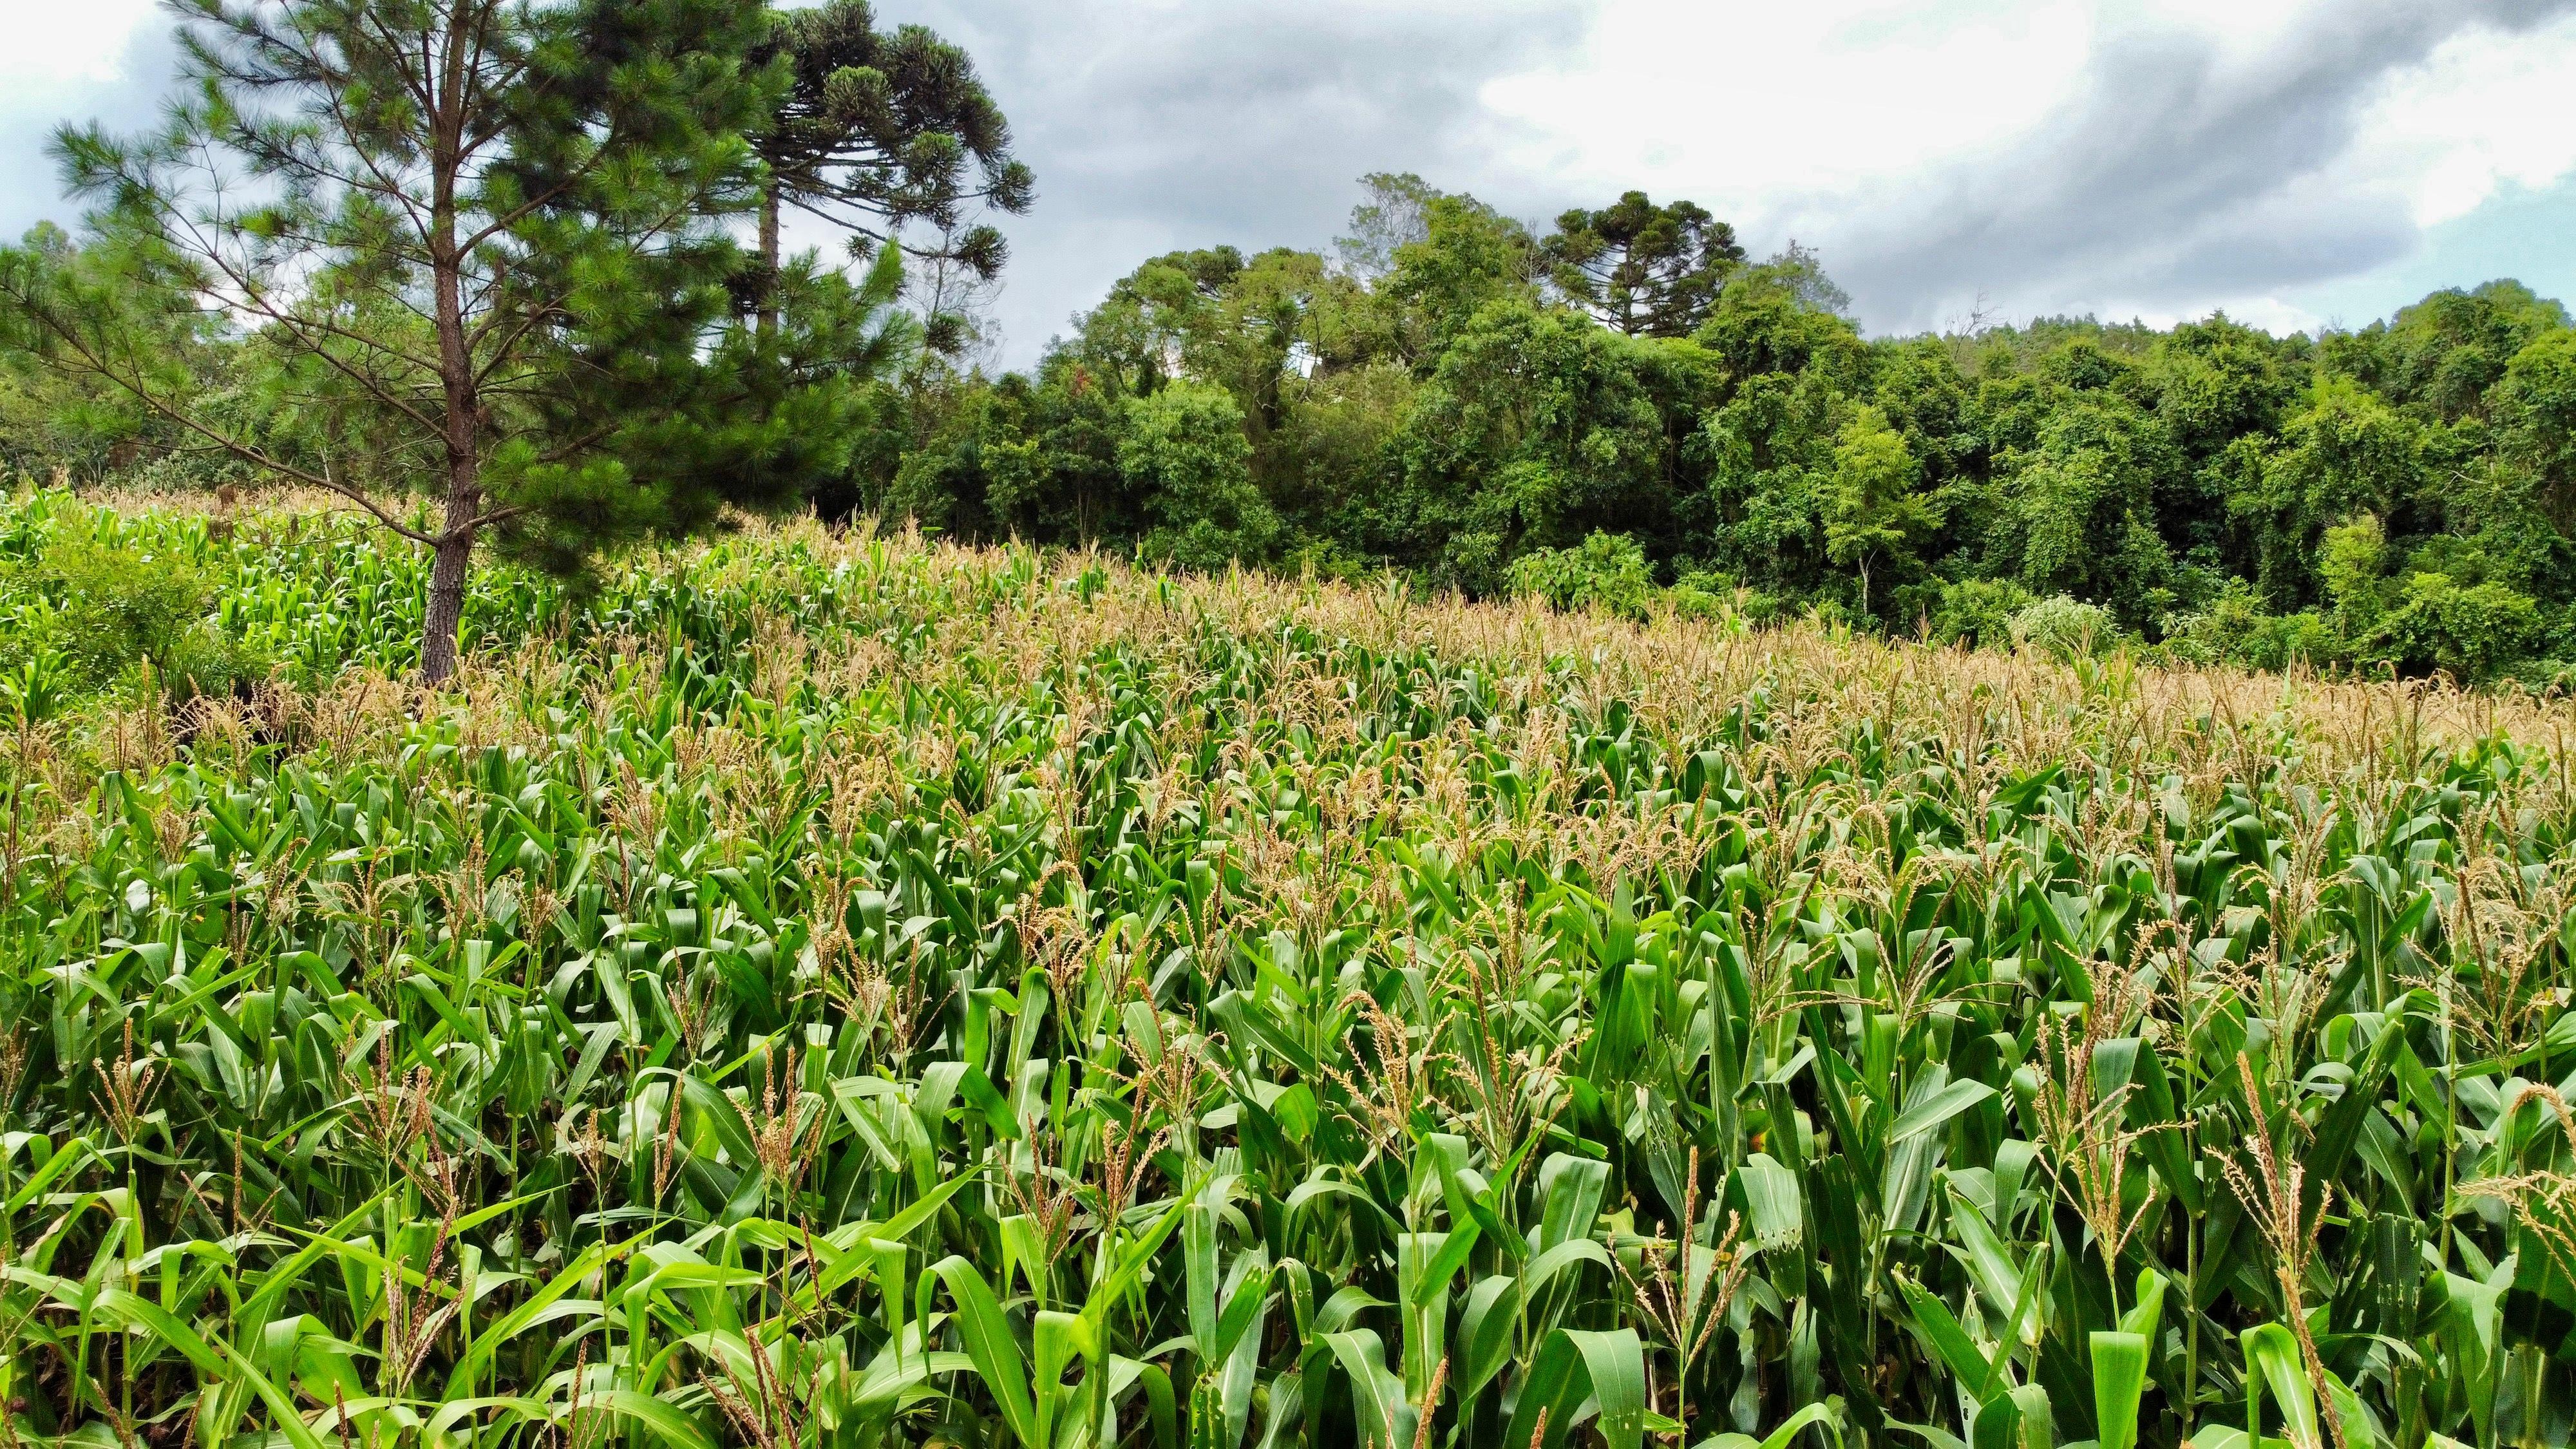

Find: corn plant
<box><xmin>3</xmin><ymin>486</ymin><xmax>2576</xmax><ymax>1449</ymax></box>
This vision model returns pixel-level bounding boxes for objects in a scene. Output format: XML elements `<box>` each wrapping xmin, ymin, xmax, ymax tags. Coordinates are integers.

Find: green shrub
<box><xmin>1931</xmin><ymin>577</ymin><xmax>2035</xmax><ymax>648</ymax></box>
<box><xmin>1667</xmin><ymin>567</ymin><xmax>1730</xmax><ymax>623</ymax></box>
<box><xmin>160</xmin><ymin>623</ymin><xmax>271</xmax><ymax>703</ymax></box>
<box><xmin>1123</xmin><ymin>382</ymin><xmax>1276</xmax><ymax>571</ymax></box>
<box><xmin>39</xmin><ymin>541</ymin><xmax>269</xmax><ymax>703</ymax></box>
<box><xmin>2009</xmin><ymin>593</ymin><xmax>2117</xmax><ymax>659</ymax></box>
<box><xmin>2369</xmin><ymin>571</ymin><xmax>2543</xmax><ymax>679</ymax></box>
<box><xmin>2318</xmin><ymin>513</ymin><xmax>2392</xmax><ymax>628</ymax></box>
<box><xmin>1506</xmin><ymin>530</ymin><xmax>1654</xmax><ymax>618</ymax></box>
<box><xmin>2162</xmin><ymin>581</ymin><xmax>2334</xmax><ymax>671</ymax></box>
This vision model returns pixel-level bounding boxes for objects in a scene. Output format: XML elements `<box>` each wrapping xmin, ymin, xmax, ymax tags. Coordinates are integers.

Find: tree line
<box><xmin>5</xmin><ymin>1</ymin><xmax>2574</xmax><ymax>685</ymax></box>
<box><xmin>855</xmin><ymin>176</ymin><xmax>2576</xmax><ymax>683</ymax></box>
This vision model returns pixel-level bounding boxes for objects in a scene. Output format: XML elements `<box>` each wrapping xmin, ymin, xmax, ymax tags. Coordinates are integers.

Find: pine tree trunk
<box><xmin>421</xmin><ymin>509</ymin><xmax>475</xmax><ymax>685</ymax></box>
<box><xmin>422</xmin><ymin>239</ymin><xmax>482</xmax><ymax>685</ymax></box>
<box><xmin>757</xmin><ymin>178</ymin><xmax>781</xmax><ymax>339</ymax></box>
<box><xmin>422</xmin><ymin>41</ymin><xmax>483</xmax><ymax>688</ymax></box>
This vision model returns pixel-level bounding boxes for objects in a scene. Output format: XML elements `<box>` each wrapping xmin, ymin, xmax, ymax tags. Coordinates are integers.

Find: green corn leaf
<box><xmin>1897</xmin><ymin>1274</ymin><xmax>1998</xmax><ymax>1402</ymax></box>
<box><xmin>1972</xmin><ymin>1392</ymin><xmax>2022</xmax><ymax>1449</ymax></box>
<box><xmin>930</xmin><ymin>1255</ymin><xmax>1039</xmax><ymax>1448</ymax></box>
<box><xmin>1406</xmin><ymin>1222</ymin><xmax>1480</xmax><ymax>1311</ymax></box>
<box><xmin>1506</xmin><ymin>1327</ymin><xmax>1648</xmax><ymax>1449</ymax></box>
<box><xmin>1322</xmin><ymin>1328</ymin><xmax>1414</xmax><ymax>1449</ymax></box>
<box><xmin>442</xmin><ymin>1238</ymin><xmax>631</xmax><ymax>1401</ymax></box>
<box><xmin>1457</xmin><ymin>1273</ymin><xmax>1522</xmax><ymax>1401</ymax></box>
<box><xmin>2117</xmin><ymin>1270</ymin><xmax>2163</xmax><ymax>1340</ymax></box>
<box><xmin>1703</xmin><ymin>1401</ymin><xmax>1847</xmax><ymax>1449</ymax></box>
<box><xmin>587</xmin><ymin>1388</ymin><xmax>721</xmax><ymax>1449</ymax></box>
<box><xmin>1888</xmin><ymin>1079</ymin><xmax>1998</xmax><ymax>1146</ymax></box>
<box><xmin>1538</xmin><ymin>1151</ymin><xmax>1611</xmax><ymax>1252</ymax></box>
<box><xmin>2088</xmin><ymin>1332</ymin><xmax>2148</xmax><ymax>1449</ymax></box>
<box><xmin>1032</xmin><ymin>1309</ymin><xmax>1095</xmax><ymax>1449</ymax></box>
<box><xmin>1739</xmin><ymin>1152</ymin><xmax>1804</xmax><ymax>1255</ymax></box>
<box><xmin>2241</xmin><ymin>1325</ymin><xmax>2316</xmax><ymax>1449</ymax></box>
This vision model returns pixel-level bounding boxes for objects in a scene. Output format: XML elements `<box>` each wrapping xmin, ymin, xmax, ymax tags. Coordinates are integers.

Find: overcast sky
<box><xmin>8</xmin><ymin>0</ymin><xmax>2576</xmax><ymax>367</ymax></box>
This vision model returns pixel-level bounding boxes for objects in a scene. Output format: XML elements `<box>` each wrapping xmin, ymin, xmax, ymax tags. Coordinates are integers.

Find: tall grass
<box><xmin>4</xmin><ymin>486</ymin><xmax>2575</xmax><ymax>1449</ymax></box>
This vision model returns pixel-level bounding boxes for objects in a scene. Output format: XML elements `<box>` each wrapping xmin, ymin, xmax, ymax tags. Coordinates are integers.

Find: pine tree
<box><xmin>0</xmin><ymin>0</ymin><xmax>914</xmax><ymax>683</ymax></box>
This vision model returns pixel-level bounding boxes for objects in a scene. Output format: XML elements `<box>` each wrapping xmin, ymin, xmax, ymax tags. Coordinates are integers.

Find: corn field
<box><xmin>9</xmin><ymin>489</ymin><xmax>2576</xmax><ymax>1449</ymax></box>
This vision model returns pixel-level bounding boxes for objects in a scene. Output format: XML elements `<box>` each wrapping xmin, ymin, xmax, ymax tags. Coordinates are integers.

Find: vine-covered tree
<box><xmin>745</xmin><ymin>0</ymin><xmax>1033</xmax><ymax>348</ymax></box>
<box><xmin>0</xmin><ymin>0</ymin><xmax>914</xmax><ymax>683</ymax></box>
<box><xmin>1823</xmin><ymin>404</ymin><xmax>1940</xmax><ymax>618</ymax></box>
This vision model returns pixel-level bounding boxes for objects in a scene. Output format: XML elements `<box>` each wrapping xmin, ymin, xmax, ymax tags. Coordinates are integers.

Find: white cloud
<box><xmin>2344</xmin><ymin>12</ymin><xmax>2576</xmax><ymax>227</ymax></box>
<box><xmin>0</xmin><ymin>1</ymin><xmax>173</xmax><ymax>247</ymax></box>
<box><xmin>1481</xmin><ymin>2</ymin><xmax>2092</xmax><ymax>206</ymax></box>
<box><xmin>2099</xmin><ymin>6</ymin><xmax>2576</xmax><ymax>332</ymax></box>
<box><xmin>0</xmin><ymin>0</ymin><xmax>159</xmax><ymax>88</ymax></box>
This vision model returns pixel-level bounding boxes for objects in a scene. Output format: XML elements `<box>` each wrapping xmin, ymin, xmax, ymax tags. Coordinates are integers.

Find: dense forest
<box><xmin>837</xmin><ymin>187</ymin><xmax>2576</xmax><ymax>686</ymax></box>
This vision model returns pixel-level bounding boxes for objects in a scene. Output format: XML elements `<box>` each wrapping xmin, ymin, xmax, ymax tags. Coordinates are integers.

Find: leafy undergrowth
<box><xmin>5</xmin><ymin>490</ymin><xmax>2576</xmax><ymax>1449</ymax></box>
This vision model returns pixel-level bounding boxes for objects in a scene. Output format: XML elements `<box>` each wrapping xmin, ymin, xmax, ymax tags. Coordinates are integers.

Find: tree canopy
<box><xmin>0</xmin><ymin>0</ymin><xmax>951</xmax><ymax>681</ymax></box>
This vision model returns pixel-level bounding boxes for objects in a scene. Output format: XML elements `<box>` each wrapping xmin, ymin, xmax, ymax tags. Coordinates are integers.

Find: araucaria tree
<box><xmin>1541</xmin><ymin>191</ymin><xmax>1745</xmax><ymax>338</ymax></box>
<box><xmin>744</xmin><ymin>0</ymin><xmax>1033</xmax><ymax>350</ymax></box>
<box><xmin>0</xmin><ymin>0</ymin><xmax>915</xmax><ymax>683</ymax></box>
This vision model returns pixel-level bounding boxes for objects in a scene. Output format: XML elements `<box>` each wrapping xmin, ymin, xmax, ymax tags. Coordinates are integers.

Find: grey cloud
<box><xmin>832</xmin><ymin>0</ymin><xmax>1590</xmax><ymax>364</ymax></box>
<box><xmin>0</xmin><ymin>24</ymin><xmax>178</xmax><ymax>242</ymax></box>
<box><xmin>7</xmin><ymin>1</ymin><xmax>1580</xmax><ymax>368</ymax></box>
<box><xmin>1804</xmin><ymin>0</ymin><xmax>2576</xmax><ymax>332</ymax></box>
<box><xmin>12</xmin><ymin>0</ymin><xmax>2559</xmax><ymax>366</ymax></box>
<box><xmin>842</xmin><ymin>0</ymin><xmax>2576</xmax><ymax>360</ymax></box>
